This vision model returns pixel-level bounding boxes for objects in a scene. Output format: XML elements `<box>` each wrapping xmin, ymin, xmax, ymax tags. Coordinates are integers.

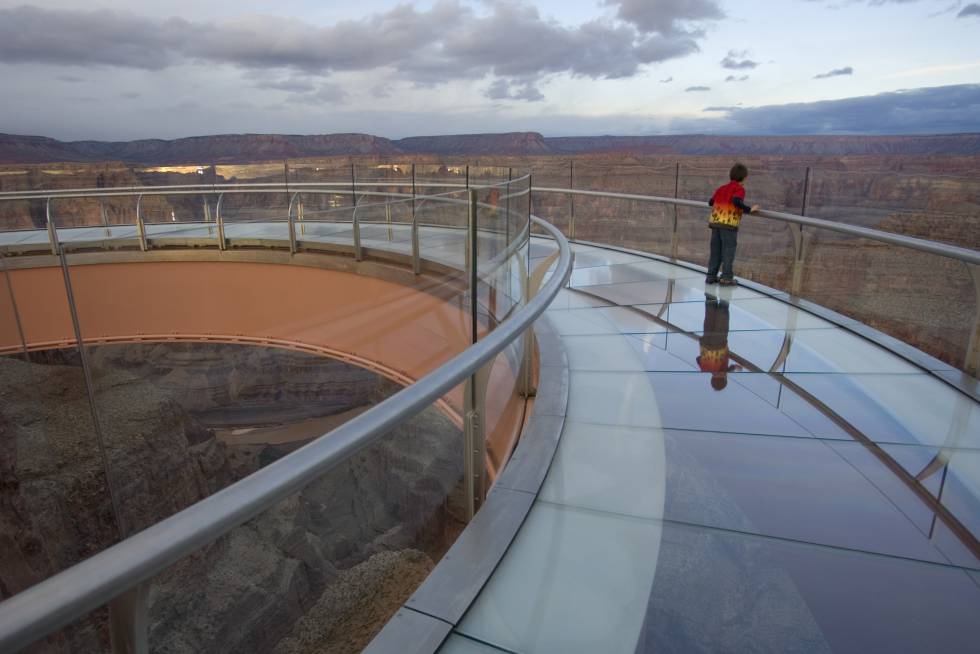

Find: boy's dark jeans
<box><xmin>707</xmin><ymin>227</ymin><xmax>738</xmax><ymax>279</ymax></box>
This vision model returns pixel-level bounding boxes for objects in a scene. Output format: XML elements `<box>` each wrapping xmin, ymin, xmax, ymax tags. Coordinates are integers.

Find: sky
<box><xmin>0</xmin><ymin>0</ymin><xmax>979</xmax><ymax>140</ymax></box>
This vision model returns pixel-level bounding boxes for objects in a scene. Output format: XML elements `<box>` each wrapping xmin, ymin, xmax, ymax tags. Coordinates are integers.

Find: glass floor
<box><xmin>442</xmin><ymin>242</ymin><xmax>980</xmax><ymax>654</ymax></box>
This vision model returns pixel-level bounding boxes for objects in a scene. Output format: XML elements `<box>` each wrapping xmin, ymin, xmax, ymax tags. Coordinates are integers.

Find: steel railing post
<box><xmin>351</xmin><ymin>164</ymin><xmax>362</xmax><ymax>261</ymax></box>
<box><xmin>801</xmin><ymin>166</ymin><xmax>812</xmax><ymax>217</ymax></box>
<box><xmin>467</xmin><ymin>189</ymin><xmax>478</xmax><ymax>333</ymax></box>
<box><xmin>352</xmin><ymin>203</ymin><xmax>362</xmax><ymax>261</ymax></box>
<box><xmin>463</xmin><ymin>366</ymin><xmax>489</xmax><ymax>521</ymax></box>
<box><xmin>108</xmin><ymin>584</ymin><xmax>149</xmax><ymax>654</ymax></box>
<box><xmin>51</xmin><ymin>221</ymin><xmax>126</xmax><ymax>542</ymax></box>
<box><xmin>135</xmin><ymin>194</ymin><xmax>148</xmax><ymax>252</ymax></box>
<box><xmin>385</xmin><ymin>200</ymin><xmax>393</xmax><ymax>242</ymax></box>
<box><xmin>411</xmin><ymin>164</ymin><xmax>420</xmax><ymax>274</ymax></box>
<box><xmin>100</xmin><ymin>200</ymin><xmax>111</xmax><ymax>239</ymax></box>
<box><xmin>966</xmin><ymin>264</ymin><xmax>980</xmax><ymax>376</ymax></box>
<box><xmin>790</xmin><ymin>224</ymin><xmax>805</xmax><ymax>296</ymax></box>
<box><xmin>45</xmin><ymin>198</ymin><xmax>58</xmax><ymax>256</ymax></box>
<box><xmin>789</xmin><ymin>167</ymin><xmax>812</xmax><ymax>297</ymax></box>
<box><xmin>287</xmin><ymin>192</ymin><xmax>299</xmax><ymax>254</ymax></box>
<box><xmin>569</xmin><ymin>160</ymin><xmax>575</xmax><ymax>241</ymax></box>
<box><xmin>215</xmin><ymin>193</ymin><xmax>226</xmax><ymax>251</ymax></box>
<box><xmin>670</xmin><ymin>162</ymin><xmax>680</xmax><ymax>259</ymax></box>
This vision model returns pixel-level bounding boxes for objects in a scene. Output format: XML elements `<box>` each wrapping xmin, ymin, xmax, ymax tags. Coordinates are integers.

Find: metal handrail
<box><xmin>532</xmin><ymin>187</ymin><xmax>980</xmax><ymax>267</ymax></box>
<box><xmin>0</xmin><ymin>213</ymin><xmax>570</xmax><ymax>653</ymax></box>
<box><xmin>4</xmin><ymin>180</ymin><xmax>972</xmax><ymax>266</ymax></box>
<box><xmin>0</xmin><ymin>175</ymin><xmax>532</xmax><ymax>201</ymax></box>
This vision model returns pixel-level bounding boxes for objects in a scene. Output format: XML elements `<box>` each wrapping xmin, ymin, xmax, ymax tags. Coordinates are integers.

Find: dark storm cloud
<box><xmin>0</xmin><ymin>5</ymin><xmax>180</xmax><ymax>69</ymax></box>
<box><xmin>603</xmin><ymin>0</ymin><xmax>724</xmax><ymax>35</ymax></box>
<box><xmin>958</xmin><ymin>3</ymin><xmax>980</xmax><ymax>16</ymax></box>
<box><xmin>686</xmin><ymin>86</ymin><xmax>711</xmax><ymax>91</ymax></box>
<box><xmin>0</xmin><ymin>2</ymin><xmax>721</xmax><ymax>101</ymax></box>
<box><xmin>721</xmin><ymin>50</ymin><xmax>759</xmax><ymax>70</ymax></box>
<box><xmin>695</xmin><ymin>84</ymin><xmax>980</xmax><ymax>134</ymax></box>
<box><xmin>814</xmin><ymin>66</ymin><xmax>854</xmax><ymax>79</ymax></box>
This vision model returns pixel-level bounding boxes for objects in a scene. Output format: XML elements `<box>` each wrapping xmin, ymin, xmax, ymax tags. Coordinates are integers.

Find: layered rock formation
<box><xmin>0</xmin><ymin>343</ymin><xmax>464</xmax><ymax>653</ymax></box>
<box><xmin>3</xmin><ymin>131</ymin><xmax>980</xmax><ymax>164</ymax></box>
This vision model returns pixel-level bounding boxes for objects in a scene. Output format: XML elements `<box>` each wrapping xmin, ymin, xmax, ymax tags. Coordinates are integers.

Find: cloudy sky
<box><xmin>1</xmin><ymin>0</ymin><xmax>979</xmax><ymax>140</ymax></box>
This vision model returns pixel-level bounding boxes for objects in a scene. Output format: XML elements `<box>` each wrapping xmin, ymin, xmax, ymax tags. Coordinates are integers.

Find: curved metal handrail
<box><xmin>532</xmin><ymin>187</ymin><xmax>980</xmax><ymax>266</ymax></box>
<box><xmin>0</xmin><ymin>213</ymin><xmax>571</xmax><ymax>653</ymax></box>
<box><xmin>0</xmin><ymin>175</ymin><xmax>532</xmax><ymax>201</ymax></box>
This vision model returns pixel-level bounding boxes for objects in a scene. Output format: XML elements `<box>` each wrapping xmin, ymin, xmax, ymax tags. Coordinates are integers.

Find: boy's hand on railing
<box><xmin>750</xmin><ymin>205</ymin><xmax>761</xmax><ymax>214</ymax></box>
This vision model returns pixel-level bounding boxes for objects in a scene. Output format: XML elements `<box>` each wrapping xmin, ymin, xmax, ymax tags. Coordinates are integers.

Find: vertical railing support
<box><xmin>100</xmin><ymin>200</ymin><xmax>111</xmax><ymax>239</ymax></box>
<box><xmin>568</xmin><ymin>160</ymin><xmax>576</xmax><ymax>241</ymax></box>
<box><xmin>385</xmin><ymin>200</ymin><xmax>393</xmax><ymax>242</ymax></box>
<box><xmin>135</xmin><ymin>195</ymin><xmax>148</xmax><ymax>252</ymax></box>
<box><xmin>352</xmin><ymin>203</ymin><xmax>362</xmax><ymax>261</ymax></box>
<box><xmin>789</xmin><ymin>167</ymin><xmax>813</xmax><ymax>297</ymax></box>
<box><xmin>505</xmin><ymin>167</ymin><xmax>513</xmax><ymax>249</ymax></box>
<box><xmin>298</xmin><ymin>197</ymin><xmax>305</xmax><ymax>236</ymax></box>
<box><xmin>351</xmin><ymin>164</ymin><xmax>362</xmax><ymax>261</ymax></box>
<box><xmin>108</xmin><ymin>584</ymin><xmax>149</xmax><ymax>654</ymax></box>
<box><xmin>287</xmin><ymin>192</ymin><xmax>299</xmax><ymax>255</ymax></box>
<box><xmin>215</xmin><ymin>193</ymin><xmax>226</xmax><ymax>251</ymax></box>
<box><xmin>801</xmin><ymin>166</ymin><xmax>812</xmax><ymax>217</ymax></box>
<box><xmin>45</xmin><ymin>198</ymin><xmax>58</xmax><ymax>256</ymax></box>
<box><xmin>965</xmin><ymin>264</ymin><xmax>980</xmax><ymax>376</ymax></box>
<box><xmin>790</xmin><ymin>223</ymin><xmax>805</xmax><ymax>296</ymax></box>
<box><xmin>463</xmin><ymin>365</ymin><xmax>490</xmax><ymax>521</ymax></box>
<box><xmin>350</xmin><ymin>163</ymin><xmax>357</xmax><ymax>208</ymax></box>
<box><xmin>467</xmin><ymin>188</ymin><xmax>478</xmax><ymax>323</ymax></box>
<box><xmin>670</xmin><ymin>162</ymin><xmax>680</xmax><ymax>259</ymax></box>
<box><xmin>411</xmin><ymin>164</ymin><xmax>420</xmax><ymax>274</ymax></box>
<box><xmin>51</xmin><ymin>221</ymin><xmax>126</xmax><ymax>542</ymax></box>
<box><xmin>463</xmin><ymin>186</ymin><xmax>486</xmax><ymax>519</ymax></box>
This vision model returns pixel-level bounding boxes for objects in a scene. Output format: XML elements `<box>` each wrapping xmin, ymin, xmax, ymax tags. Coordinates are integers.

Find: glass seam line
<box><xmin>532</xmin><ymin>499</ymin><xmax>980</xmax><ymax>573</ymax></box>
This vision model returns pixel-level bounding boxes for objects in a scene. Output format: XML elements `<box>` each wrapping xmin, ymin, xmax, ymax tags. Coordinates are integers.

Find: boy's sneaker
<box><xmin>718</xmin><ymin>278</ymin><xmax>737</xmax><ymax>286</ymax></box>
<box><xmin>705</xmin><ymin>277</ymin><xmax>718</xmax><ymax>284</ymax></box>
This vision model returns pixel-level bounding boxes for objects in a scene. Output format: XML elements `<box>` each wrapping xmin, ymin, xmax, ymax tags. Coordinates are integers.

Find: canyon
<box><xmin>0</xmin><ymin>343</ymin><xmax>463</xmax><ymax>653</ymax></box>
<box><xmin>2</xmin><ymin>131</ymin><xmax>980</xmax><ymax>164</ymax></box>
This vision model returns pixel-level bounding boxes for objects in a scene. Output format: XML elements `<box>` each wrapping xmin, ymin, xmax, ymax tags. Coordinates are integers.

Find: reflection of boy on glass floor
<box><xmin>697</xmin><ymin>295</ymin><xmax>742</xmax><ymax>390</ymax></box>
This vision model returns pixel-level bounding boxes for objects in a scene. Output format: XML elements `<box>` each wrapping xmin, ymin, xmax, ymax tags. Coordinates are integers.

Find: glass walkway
<box><xmin>435</xmin><ymin>240</ymin><xmax>980</xmax><ymax>653</ymax></box>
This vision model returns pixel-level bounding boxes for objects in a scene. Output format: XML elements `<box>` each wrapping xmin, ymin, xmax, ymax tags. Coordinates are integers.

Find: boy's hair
<box><xmin>729</xmin><ymin>163</ymin><xmax>748</xmax><ymax>182</ymax></box>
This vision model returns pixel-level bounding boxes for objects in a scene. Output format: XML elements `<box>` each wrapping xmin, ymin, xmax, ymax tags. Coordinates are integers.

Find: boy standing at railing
<box><xmin>706</xmin><ymin>163</ymin><xmax>760</xmax><ymax>286</ymax></box>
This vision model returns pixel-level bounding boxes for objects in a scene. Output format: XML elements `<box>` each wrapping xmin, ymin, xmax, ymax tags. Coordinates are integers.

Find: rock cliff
<box><xmin>0</xmin><ymin>343</ymin><xmax>464</xmax><ymax>653</ymax></box>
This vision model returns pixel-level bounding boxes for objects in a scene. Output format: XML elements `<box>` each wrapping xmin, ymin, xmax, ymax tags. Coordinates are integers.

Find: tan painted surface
<box><xmin>4</xmin><ymin>260</ymin><xmax>468</xmax><ymax>376</ymax></box>
<box><xmin>0</xmin><ymin>260</ymin><xmax>527</xmax><ymax>478</ymax></box>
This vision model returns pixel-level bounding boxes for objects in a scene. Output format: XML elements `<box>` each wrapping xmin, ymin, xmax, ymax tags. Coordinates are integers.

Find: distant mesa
<box><xmin>2</xmin><ymin>131</ymin><xmax>980</xmax><ymax>163</ymax></box>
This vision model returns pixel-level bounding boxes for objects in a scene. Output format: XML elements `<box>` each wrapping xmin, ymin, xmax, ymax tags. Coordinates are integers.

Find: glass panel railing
<box><xmin>797</xmin><ymin>229</ymin><xmax>976</xmax><ymax>368</ymax></box>
<box><xmin>144</xmin><ymin>389</ymin><xmax>465</xmax><ymax>652</ymax></box>
<box><xmin>139</xmin><ymin>192</ymin><xmax>219</xmax><ymax>244</ymax></box>
<box><xmin>217</xmin><ymin>190</ymin><xmax>290</xmax><ymax>242</ymax></box>
<box><xmin>0</xmin><ymin>249</ymin><xmax>122</xmax><ymax>650</ymax></box>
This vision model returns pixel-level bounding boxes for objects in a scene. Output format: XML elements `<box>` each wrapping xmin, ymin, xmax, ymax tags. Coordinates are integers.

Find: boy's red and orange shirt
<box><xmin>709</xmin><ymin>180</ymin><xmax>746</xmax><ymax>229</ymax></box>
